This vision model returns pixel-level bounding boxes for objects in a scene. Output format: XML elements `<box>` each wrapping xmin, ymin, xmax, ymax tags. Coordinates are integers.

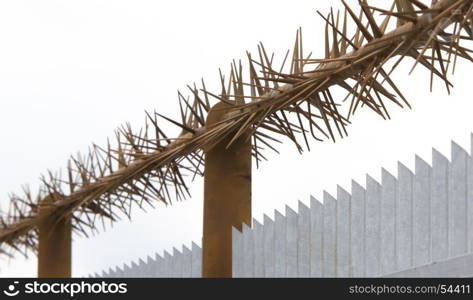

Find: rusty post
<box><xmin>202</xmin><ymin>102</ymin><xmax>252</xmax><ymax>278</ymax></box>
<box><xmin>37</xmin><ymin>194</ymin><xmax>72</xmax><ymax>278</ymax></box>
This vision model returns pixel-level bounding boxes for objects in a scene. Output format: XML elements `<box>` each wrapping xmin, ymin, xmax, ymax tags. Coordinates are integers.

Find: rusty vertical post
<box><xmin>37</xmin><ymin>194</ymin><xmax>72</xmax><ymax>278</ymax></box>
<box><xmin>202</xmin><ymin>102</ymin><xmax>252</xmax><ymax>278</ymax></box>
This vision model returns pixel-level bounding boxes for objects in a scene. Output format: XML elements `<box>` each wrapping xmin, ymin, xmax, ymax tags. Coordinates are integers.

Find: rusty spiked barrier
<box><xmin>1</xmin><ymin>0</ymin><xmax>473</xmax><ymax>276</ymax></box>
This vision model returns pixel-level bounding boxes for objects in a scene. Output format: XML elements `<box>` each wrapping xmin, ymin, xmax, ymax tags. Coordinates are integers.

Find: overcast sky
<box><xmin>1</xmin><ymin>0</ymin><xmax>472</xmax><ymax>277</ymax></box>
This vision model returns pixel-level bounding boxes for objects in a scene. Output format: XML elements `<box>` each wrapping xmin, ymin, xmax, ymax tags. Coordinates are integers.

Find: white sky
<box><xmin>0</xmin><ymin>0</ymin><xmax>472</xmax><ymax>277</ymax></box>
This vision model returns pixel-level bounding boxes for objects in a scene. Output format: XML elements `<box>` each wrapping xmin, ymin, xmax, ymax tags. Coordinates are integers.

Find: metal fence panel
<box><xmin>92</xmin><ymin>139</ymin><xmax>473</xmax><ymax>279</ymax></box>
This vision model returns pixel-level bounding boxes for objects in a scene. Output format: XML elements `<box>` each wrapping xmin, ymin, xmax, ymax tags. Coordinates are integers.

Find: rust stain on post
<box><xmin>202</xmin><ymin>102</ymin><xmax>252</xmax><ymax>278</ymax></box>
<box><xmin>37</xmin><ymin>194</ymin><xmax>72</xmax><ymax>278</ymax></box>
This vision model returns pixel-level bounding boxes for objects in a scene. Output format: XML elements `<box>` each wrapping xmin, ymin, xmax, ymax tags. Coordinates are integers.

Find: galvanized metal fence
<box><xmin>92</xmin><ymin>137</ymin><xmax>473</xmax><ymax>278</ymax></box>
<box><xmin>94</xmin><ymin>242</ymin><xmax>202</xmax><ymax>278</ymax></box>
